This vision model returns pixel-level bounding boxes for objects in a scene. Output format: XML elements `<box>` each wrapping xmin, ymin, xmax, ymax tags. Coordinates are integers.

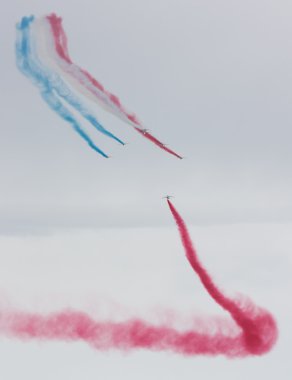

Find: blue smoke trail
<box><xmin>16</xmin><ymin>16</ymin><xmax>119</xmax><ymax>157</ymax></box>
<box><xmin>41</xmin><ymin>90</ymin><xmax>110</xmax><ymax>155</ymax></box>
<box><xmin>47</xmin><ymin>76</ymin><xmax>125</xmax><ymax>146</ymax></box>
<box><xmin>28</xmin><ymin>22</ymin><xmax>125</xmax><ymax>146</ymax></box>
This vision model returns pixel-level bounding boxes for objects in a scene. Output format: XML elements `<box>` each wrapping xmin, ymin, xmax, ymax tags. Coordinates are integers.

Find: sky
<box><xmin>1</xmin><ymin>0</ymin><xmax>292</xmax><ymax>232</ymax></box>
<box><xmin>0</xmin><ymin>0</ymin><xmax>291</xmax><ymax>379</ymax></box>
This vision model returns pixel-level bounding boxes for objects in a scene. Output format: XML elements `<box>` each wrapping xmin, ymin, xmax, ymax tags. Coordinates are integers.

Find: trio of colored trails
<box><xmin>0</xmin><ymin>201</ymin><xmax>277</xmax><ymax>357</ymax></box>
<box><xmin>15</xmin><ymin>15</ymin><xmax>182</xmax><ymax>159</ymax></box>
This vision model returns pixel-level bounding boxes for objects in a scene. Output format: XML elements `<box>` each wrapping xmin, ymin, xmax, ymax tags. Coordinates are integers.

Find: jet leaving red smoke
<box><xmin>167</xmin><ymin>200</ymin><xmax>278</xmax><ymax>355</ymax></box>
<box><xmin>134</xmin><ymin>127</ymin><xmax>183</xmax><ymax>159</ymax></box>
<box><xmin>0</xmin><ymin>202</ymin><xmax>277</xmax><ymax>357</ymax></box>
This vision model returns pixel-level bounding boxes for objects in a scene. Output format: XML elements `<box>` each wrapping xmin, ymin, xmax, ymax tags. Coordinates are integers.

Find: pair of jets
<box><xmin>137</xmin><ymin>129</ymin><xmax>169</xmax><ymax>148</ymax></box>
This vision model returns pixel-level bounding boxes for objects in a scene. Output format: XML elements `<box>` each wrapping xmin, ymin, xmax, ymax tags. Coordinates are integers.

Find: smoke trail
<box><xmin>16</xmin><ymin>16</ymin><xmax>121</xmax><ymax>157</ymax></box>
<box><xmin>166</xmin><ymin>200</ymin><xmax>278</xmax><ymax>355</ymax></box>
<box><xmin>135</xmin><ymin>127</ymin><xmax>183</xmax><ymax>159</ymax></box>
<box><xmin>0</xmin><ymin>202</ymin><xmax>277</xmax><ymax>357</ymax></box>
<box><xmin>29</xmin><ymin>19</ymin><xmax>125</xmax><ymax>147</ymax></box>
<box><xmin>45</xmin><ymin>13</ymin><xmax>144</xmax><ymax>125</ymax></box>
<box><xmin>45</xmin><ymin>13</ymin><xmax>182</xmax><ymax>159</ymax></box>
<box><xmin>0</xmin><ymin>309</ymin><xmax>241</xmax><ymax>356</ymax></box>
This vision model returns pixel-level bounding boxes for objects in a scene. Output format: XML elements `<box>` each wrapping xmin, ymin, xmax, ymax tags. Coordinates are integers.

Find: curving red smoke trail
<box><xmin>166</xmin><ymin>200</ymin><xmax>278</xmax><ymax>355</ymax></box>
<box><xmin>0</xmin><ymin>202</ymin><xmax>277</xmax><ymax>357</ymax></box>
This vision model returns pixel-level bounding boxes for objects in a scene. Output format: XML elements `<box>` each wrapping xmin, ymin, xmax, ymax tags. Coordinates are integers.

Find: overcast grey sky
<box><xmin>1</xmin><ymin>2</ymin><xmax>292</xmax><ymax>379</ymax></box>
<box><xmin>1</xmin><ymin>0</ymin><xmax>292</xmax><ymax>233</ymax></box>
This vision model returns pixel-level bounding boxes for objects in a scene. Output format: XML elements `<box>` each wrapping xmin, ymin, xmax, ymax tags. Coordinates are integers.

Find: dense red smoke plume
<box><xmin>166</xmin><ymin>200</ymin><xmax>278</xmax><ymax>355</ymax></box>
<box><xmin>0</xmin><ymin>201</ymin><xmax>277</xmax><ymax>357</ymax></box>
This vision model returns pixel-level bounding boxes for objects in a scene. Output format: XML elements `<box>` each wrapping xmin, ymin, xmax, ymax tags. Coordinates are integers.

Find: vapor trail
<box><xmin>0</xmin><ymin>202</ymin><xmax>277</xmax><ymax>357</ymax></box>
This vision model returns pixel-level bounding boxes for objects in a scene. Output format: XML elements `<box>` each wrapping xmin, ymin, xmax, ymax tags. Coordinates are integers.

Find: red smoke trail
<box><xmin>167</xmin><ymin>200</ymin><xmax>278</xmax><ymax>355</ymax></box>
<box><xmin>0</xmin><ymin>310</ymin><xmax>253</xmax><ymax>356</ymax></box>
<box><xmin>0</xmin><ymin>201</ymin><xmax>277</xmax><ymax>357</ymax></box>
<box><xmin>46</xmin><ymin>14</ymin><xmax>182</xmax><ymax>159</ymax></box>
<box><xmin>46</xmin><ymin>14</ymin><xmax>71</xmax><ymax>63</ymax></box>
<box><xmin>46</xmin><ymin>14</ymin><xmax>141</xmax><ymax>122</ymax></box>
<box><xmin>135</xmin><ymin>127</ymin><xmax>183</xmax><ymax>159</ymax></box>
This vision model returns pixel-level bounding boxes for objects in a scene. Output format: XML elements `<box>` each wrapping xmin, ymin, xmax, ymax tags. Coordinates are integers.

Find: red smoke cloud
<box><xmin>0</xmin><ymin>201</ymin><xmax>277</xmax><ymax>357</ymax></box>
